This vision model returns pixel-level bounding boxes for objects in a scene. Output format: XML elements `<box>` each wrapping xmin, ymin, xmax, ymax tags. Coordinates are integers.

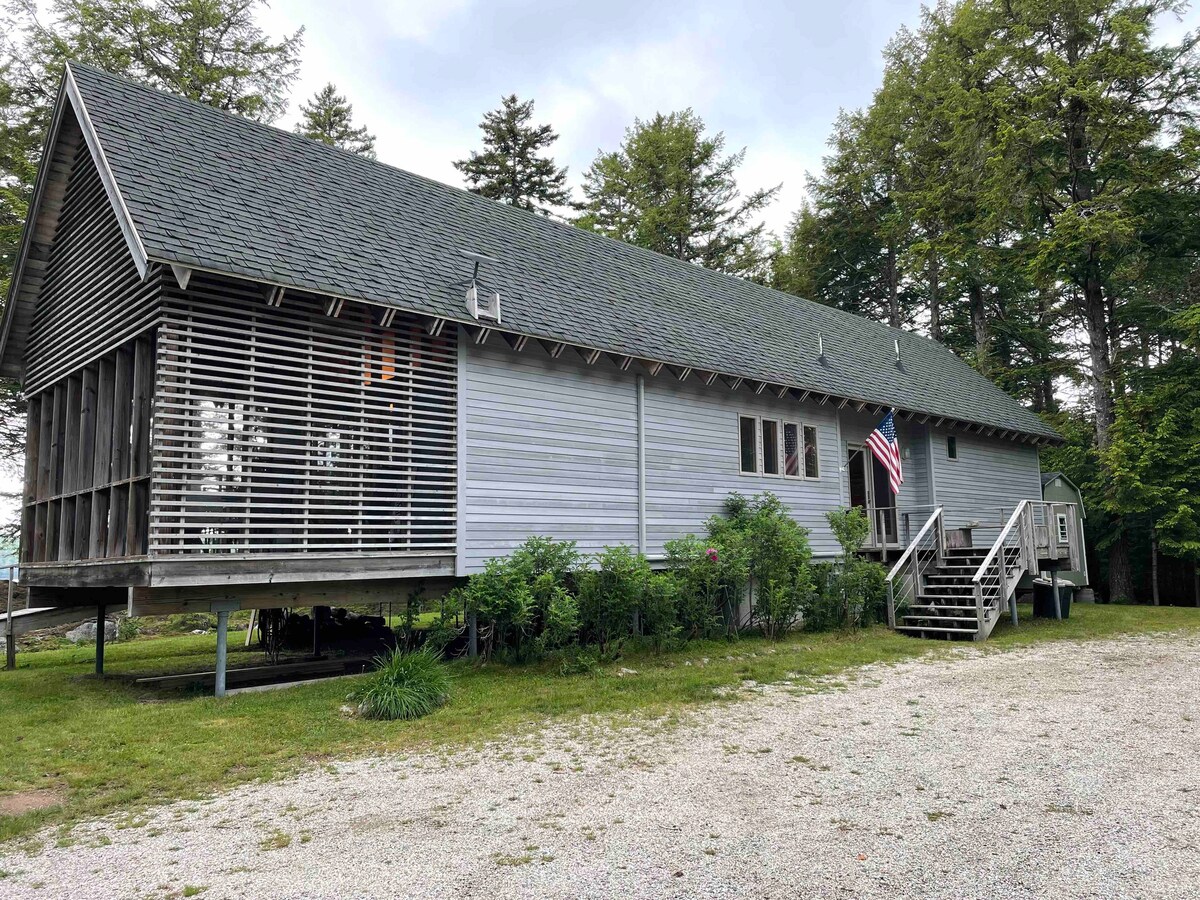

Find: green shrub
<box><xmin>349</xmin><ymin>647</ymin><xmax>452</xmax><ymax>721</ymax></box>
<box><xmin>641</xmin><ymin>573</ymin><xmax>683</xmax><ymax>651</ymax></box>
<box><xmin>537</xmin><ymin>580</ymin><xmax>581</xmax><ymax>652</ymax></box>
<box><xmin>464</xmin><ymin>557</ymin><xmax>535</xmax><ymax>660</ymax></box>
<box><xmin>804</xmin><ymin>507</ymin><xmax>888</xmax><ymax>631</ymax></box>
<box><xmin>664</xmin><ymin>535</ymin><xmax>730</xmax><ymax>639</ymax></box>
<box><xmin>116</xmin><ymin>616</ymin><xmax>141</xmax><ymax>643</ymax></box>
<box><xmin>577</xmin><ymin>544</ymin><xmax>651</xmax><ymax>654</ymax></box>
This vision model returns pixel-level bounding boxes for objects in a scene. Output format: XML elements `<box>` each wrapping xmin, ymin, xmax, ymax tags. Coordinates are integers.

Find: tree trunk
<box><xmin>1150</xmin><ymin>525</ymin><xmax>1160</xmax><ymax>606</ymax></box>
<box><xmin>927</xmin><ymin>251</ymin><xmax>942</xmax><ymax>343</ymax></box>
<box><xmin>886</xmin><ymin>243</ymin><xmax>901</xmax><ymax>328</ymax></box>
<box><xmin>1084</xmin><ymin>283</ymin><xmax>1115</xmax><ymax>450</ymax></box>
<box><xmin>1108</xmin><ymin>532</ymin><xmax>1134</xmax><ymax>604</ymax></box>
<box><xmin>1194</xmin><ymin>561</ymin><xmax>1199</xmax><ymax>608</ymax></box>
<box><xmin>969</xmin><ymin>282</ymin><xmax>989</xmax><ymax>374</ymax></box>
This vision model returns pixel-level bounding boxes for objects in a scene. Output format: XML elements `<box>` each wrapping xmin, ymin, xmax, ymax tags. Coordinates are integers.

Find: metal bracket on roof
<box><xmin>463</xmin><ymin>251</ymin><xmax>501</xmax><ymax>323</ymax></box>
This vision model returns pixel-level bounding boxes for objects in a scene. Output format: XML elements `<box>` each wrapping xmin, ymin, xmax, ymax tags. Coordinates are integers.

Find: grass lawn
<box><xmin>1</xmin><ymin>602</ymin><xmax>1197</xmax><ymax>846</ymax></box>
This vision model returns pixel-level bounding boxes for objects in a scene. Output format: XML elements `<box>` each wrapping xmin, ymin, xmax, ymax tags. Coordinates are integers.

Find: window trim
<box><xmin>783</xmin><ymin>421</ymin><xmax>803</xmax><ymax>479</ymax></box>
<box><xmin>1056</xmin><ymin>512</ymin><xmax>1070</xmax><ymax>544</ymax></box>
<box><xmin>760</xmin><ymin>417</ymin><xmax>782</xmax><ymax>478</ymax></box>
<box><xmin>802</xmin><ymin>423</ymin><xmax>821</xmax><ymax>479</ymax></box>
<box><xmin>738</xmin><ymin>414</ymin><xmax>760</xmax><ymax>475</ymax></box>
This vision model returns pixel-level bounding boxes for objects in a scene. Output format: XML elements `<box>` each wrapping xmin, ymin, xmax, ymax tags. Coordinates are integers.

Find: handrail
<box><xmin>887</xmin><ymin>506</ymin><xmax>944</xmax><ymax>582</ymax></box>
<box><xmin>971</xmin><ymin>501</ymin><xmax>1030</xmax><ymax>584</ymax></box>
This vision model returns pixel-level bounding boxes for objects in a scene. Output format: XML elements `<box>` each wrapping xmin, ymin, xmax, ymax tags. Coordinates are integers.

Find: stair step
<box><xmin>895</xmin><ymin>624</ymin><xmax>978</xmax><ymax>635</ymax></box>
<box><xmin>902</xmin><ymin>615</ymin><xmax>980</xmax><ymax>624</ymax></box>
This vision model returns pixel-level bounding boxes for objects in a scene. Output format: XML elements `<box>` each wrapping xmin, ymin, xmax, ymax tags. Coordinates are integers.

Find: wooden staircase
<box><xmin>895</xmin><ymin>546</ymin><xmax>1021</xmax><ymax>640</ymax></box>
<box><xmin>884</xmin><ymin>501</ymin><xmax>1084</xmax><ymax>643</ymax></box>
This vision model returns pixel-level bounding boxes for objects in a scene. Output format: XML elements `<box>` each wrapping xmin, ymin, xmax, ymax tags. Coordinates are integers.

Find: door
<box><xmin>847</xmin><ymin>446</ymin><xmax>883</xmax><ymax>548</ymax></box>
<box><xmin>871</xmin><ymin>451</ymin><xmax>898</xmax><ymax>544</ymax></box>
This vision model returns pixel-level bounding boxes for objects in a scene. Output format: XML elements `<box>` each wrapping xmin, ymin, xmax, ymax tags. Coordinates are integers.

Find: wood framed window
<box><xmin>947</xmin><ymin>435</ymin><xmax>958</xmax><ymax>460</ymax></box>
<box><xmin>803</xmin><ymin>425</ymin><xmax>820</xmax><ymax>478</ymax></box>
<box><xmin>1056</xmin><ymin>513</ymin><xmax>1070</xmax><ymax>544</ymax></box>
<box><xmin>783</xmin><ymin>422</ymin><xmax>801</xmax><ymax>477</ymax></box>
<box><xmin>739</xmin><ymin>415</ymin><xmax>758</xmax><ymax>474</ymax></box>
<box><xmin>761</xmin><ymin>419</ymin><xmax>780</xmax><ymax>476</ymax></box>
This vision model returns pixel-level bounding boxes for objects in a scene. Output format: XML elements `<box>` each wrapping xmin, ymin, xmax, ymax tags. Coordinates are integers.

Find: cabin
<box><xmin>0</xmin><ymin>66</ymin><xmax>1084</xmax><ymax>686</ymax></box>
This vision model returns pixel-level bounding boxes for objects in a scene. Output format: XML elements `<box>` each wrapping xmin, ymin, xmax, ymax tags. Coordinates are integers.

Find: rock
<box><xmin>65</xmin><ymin>620</ymin><xmax>118</xmax><ymax>644</ymax></box>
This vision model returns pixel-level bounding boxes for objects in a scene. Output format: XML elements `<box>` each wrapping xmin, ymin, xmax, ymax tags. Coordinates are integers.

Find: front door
<box><xmin>872</xmin><ymin>452</ymin><xmax>898</xmax><ymax>544</ymax></box>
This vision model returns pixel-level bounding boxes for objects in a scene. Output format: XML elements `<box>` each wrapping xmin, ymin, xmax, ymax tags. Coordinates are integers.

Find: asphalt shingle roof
<box><xmin>67</xmin><ymin>63</ymin><xmax>1057</xmax><ymax>439</ymax></box>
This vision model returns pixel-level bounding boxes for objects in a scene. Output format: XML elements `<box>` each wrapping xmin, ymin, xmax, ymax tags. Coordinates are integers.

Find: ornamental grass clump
<box><xmin>350</xmin><ymin>647</ymin><xmax>452</xmax><ymax>721</ymax></box>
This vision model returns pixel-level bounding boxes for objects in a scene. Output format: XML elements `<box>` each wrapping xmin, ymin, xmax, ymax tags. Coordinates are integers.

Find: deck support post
<box><xmin>5</xmin><ymin>575</ymin><xmax>15</xmax><ymax>671</ymax></box>
<box><xmin>1009</xmin><ymin>593</ymin><xmax>1019</xmax><ymax>626</ymax></box>
<box><xmin>212</xmin><ymin>600</ymin><xmax>239</xmax><ymax>698</ymax></box>
<box><xmin>1050</xmin><ymin>568</ymin><xmax>1062</xmax><ymax>621</ymax></box>
<box><xmin>215</xmin><ymin>609</ymin><xmax>230</xmax><ymax>697</ymax></box>
<box><xmin>467</xmin><ymin>612</ymin><xmax>478</xmax><ymax>659</ymax></box>
<box><xmin>95</xmin><ymin>603</ymin><xmax>106</xmax><ymax>676</ymax></box>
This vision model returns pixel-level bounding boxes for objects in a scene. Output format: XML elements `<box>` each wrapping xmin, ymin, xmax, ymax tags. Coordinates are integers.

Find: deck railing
<box><xmin>884</xmin><ymin>506</ymin><xmax>944</xmax><ymax>627</ymax></box>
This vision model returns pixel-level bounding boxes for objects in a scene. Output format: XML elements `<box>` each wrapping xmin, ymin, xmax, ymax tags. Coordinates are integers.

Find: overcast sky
<box><xmin>248</xmin><ymin>0</ymin><xmax>931</xmax><ymax>238</ymax></box>
<box><xmin>256</xmin><ymin>0</ymin><xmax>1200</xmax><ymax>238</ymax></box>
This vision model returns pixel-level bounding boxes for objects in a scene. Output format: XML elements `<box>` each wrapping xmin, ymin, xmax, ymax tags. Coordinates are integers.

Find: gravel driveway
<box><xmin>2</xmin><ymin>632</ymin><xmax>1198</xmax><ymax>900</ymax></box>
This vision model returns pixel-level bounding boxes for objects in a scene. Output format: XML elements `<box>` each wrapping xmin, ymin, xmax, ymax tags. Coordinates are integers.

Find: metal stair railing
<box><xmin>971</xmin><ymin>501</ymin><xmax>1037</xmax><ymax>638</ymax></box>
<box><xmin>885</xmin><ymin>506</ymin><xmax>944</xmax><ymax>628</ymax></box>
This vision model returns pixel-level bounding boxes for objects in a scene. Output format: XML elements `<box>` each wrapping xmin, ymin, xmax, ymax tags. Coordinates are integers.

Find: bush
<box><xmin>349</xmin><ymin>647</ymin><xmax>452</xmax><ymax>721</ymax></box>
<box><xmin>663</xmin><ymin>535</ymin><xmax>726</xmax><ymax>639</ymax></box>
<box><xmin>577</xmin><ymin>544</ymin><xmax>651</xmax><ymax>654</ymax></box>
<box><xmin>804</xmin><ymin>507</ymin><xmax>888</xmax><ymax>631</ymax></box>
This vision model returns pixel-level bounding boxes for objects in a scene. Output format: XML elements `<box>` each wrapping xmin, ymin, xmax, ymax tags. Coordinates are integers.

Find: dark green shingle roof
<box><xmin>66</xmin><ymin>63</ymin><xmax>1057</xmax><ymax>439</ymax></box>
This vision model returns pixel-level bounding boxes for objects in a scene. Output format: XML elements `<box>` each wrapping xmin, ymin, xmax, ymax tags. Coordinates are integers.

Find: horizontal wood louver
<box><xmin>23</xmin><ymin>139</ymin><xmax>159</xmax><ymax>395</ymax></box>
<box><xmin>151</xmin><ymin>276</ymin><xmax>458</xmax><ymax>556</ymax></box>
<box><xmin>21</xmin><ymin>333</ymin><xmax>155</xmax><ymax>563</ymax></box>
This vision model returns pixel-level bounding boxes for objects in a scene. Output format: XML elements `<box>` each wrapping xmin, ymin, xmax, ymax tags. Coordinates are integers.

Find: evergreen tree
<box><xmin>295</xmin><ymin>83</ymin><xmax>376</xmax><ymax>158</ymax></box>
<box><xmin>577</xmin><ymin>109</ymin><xmax>779</xmax><ymax>279</ymax></box>
<box><xmin>453</xmin><ymin>94</ymin><xmax>572</xmax><ymax>215</ymax></box>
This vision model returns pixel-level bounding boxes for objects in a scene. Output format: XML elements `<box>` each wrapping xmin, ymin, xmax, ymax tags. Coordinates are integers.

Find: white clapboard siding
<box><xmin>461</xmin><ymin>342</ymin><xmax>639</xmax><ymax>570</ymax></box>
<box><xmin>150</xmin><ymin>278</ymin><xmax>458</xmax><ymax>555</ymax></box>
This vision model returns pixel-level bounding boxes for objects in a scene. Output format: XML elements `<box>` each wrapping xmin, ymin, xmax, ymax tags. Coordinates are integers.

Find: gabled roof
<box><xmin>2</xmin><ymin>63</ymin><xmax>1059</xmax><ymax>441</ymax></box>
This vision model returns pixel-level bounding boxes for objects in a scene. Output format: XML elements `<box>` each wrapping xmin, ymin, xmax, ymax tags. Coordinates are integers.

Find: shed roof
<box><xmin>3</xmin><ymin>64</ymin><xmax>1059</xmax><ymax>440</ymax></box>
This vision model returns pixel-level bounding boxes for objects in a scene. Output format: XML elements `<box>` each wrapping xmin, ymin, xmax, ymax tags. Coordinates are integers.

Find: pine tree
<box><xmin>577</xmin><ymin>110</ymin><xmax>779</xmax><ymax>279</ymax></box>
<box><xmin>295</xmin><ymin>83</ymin><xmax>376</xmax><ymax>158</ymax></box>
<box><xmin>453</xmin><ymin>94</ymin><xmax>572</xmax><ymax>215</ymax></box>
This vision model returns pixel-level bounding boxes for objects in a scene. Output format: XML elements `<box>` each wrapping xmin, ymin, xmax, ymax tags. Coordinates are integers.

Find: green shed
<box><xmin>1041</xmin><ymin>472</ymin><xmax>1089</xmax><ymax>587</ymax></box>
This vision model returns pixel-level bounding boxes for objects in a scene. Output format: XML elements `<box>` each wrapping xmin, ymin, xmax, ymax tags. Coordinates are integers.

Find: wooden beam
<box><xmin>797</xmin><ymin>390</ymin><xmax>811</xmax><ymax>403</ymax></box>
<box><xmin>324</xmin><ymin>297</ymin><xmax>344</xmax><ymax>318</ymax></box>
<box><xmin>378</xmin><ymin>307</ymin><xmax>398</xmax><ymax>328</ymax></box>
<box><xmin>854</xmin><ymin>400</ymin><xmax>866</xmax><ymax>412</ymax></box>
<box><xmin>423</xmin><ymin>315</ymin><xmax>444</xmax><ymax>335</ymax></box>
<box><xmin>538</xmin><ymin>339</ymin><xmax>566</xmax><ymax>358</ymax></box>
<box><xmin>753</xmin><ymin>381</ymin><xmax>768</xmax><ymax>395</ymax></box>
<box><xmin>473</xmin><ymin>326</ymin><xmax>491</xmax><ymax>345</ymax></box>
<box><xmin>721</xmin><ymin>375</ymin><xmax>743</xmax><ymax>390</ymax></box>
<box><xmin>642</xmin><ymin>360</ymin><xmax>664</xmax><ymax>377</ymax></box>
<box><xmin>836</xmin><ymin>397</ymin><xmax>849</xmax><ymax>409</ymax></box>
<box><xmin>606</xmin><ymin>352</ymin><xmax>633</xmax><ymax>371</ymax></box>
<box><xmin>702</xmin><ymin>371</ymin><xmax>719</xmax><ymax>386</ymax></box>
<box><xmin>575</xmin><ymin>346</ymin><xmax>602</xmax><ymax>365</ymax></box>
<box><xmin>777</xmin><ymin>386</ymin><xmax>791</xmax><ymax>399</ymax></box>
<box><xmin>169</xmin><ymin>264</ymin><xmax>192</xmax><ymax>290</ymax></box>
<box><xmin>501</xmin><ymin>332</ymin><xmax>528</xmax><ymax>352</ymax></box>
<box><xmin>668</xmin><ymin>365</ymin><xmax>692</xmax><ymax>382</ymax></box>
<box><xmin>264</xmin><ymin>285</ymin><xmax>285</xmax><ymax>307</ymax></box>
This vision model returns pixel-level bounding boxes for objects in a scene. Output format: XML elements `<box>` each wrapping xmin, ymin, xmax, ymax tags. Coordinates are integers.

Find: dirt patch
<box><xmin>0</xmin><ymin>789</ymin><xmax>65</xmax><ymax>817</ymax></box>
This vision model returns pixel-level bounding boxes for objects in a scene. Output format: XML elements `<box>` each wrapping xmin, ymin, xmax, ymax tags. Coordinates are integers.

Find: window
<box><xmin>761</xmin><ymin>419</ymin><xmax>780</xmax><ymax>475</ymax></box>
<box><xmin>739</xmin><ymin>416</ymin><xmax>758</xmax><ymax>473</ymax></box>
<box><xmin>783</xmin><ymin>423</ymin><xmax>801</xmax><ymax>477</ymax></box>
<box><xmin>947</xmin><ymin>435</ymin><xmax>958</xmax><ymax>460</ymax></box>
<box><xmin>1057</xmin><ymin>513</ymin><xmax>1069</xmax><ymax>544</ymax></box>
<box><xmin>803</xmin><ymin>425</ymin><xmax>820</xmax><ymax>478</ymax></box>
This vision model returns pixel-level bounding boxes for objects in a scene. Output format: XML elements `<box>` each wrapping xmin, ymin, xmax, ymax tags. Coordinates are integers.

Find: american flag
<box><xmin>866</xmin><ymin>410</ymin><xmax>904</xmax><ymax>494</ymax></box>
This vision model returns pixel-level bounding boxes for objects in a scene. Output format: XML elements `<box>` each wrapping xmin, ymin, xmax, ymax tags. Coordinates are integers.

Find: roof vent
<box><xmin>462</xmin><ymin>251</ymin><xmax>501</xmax><ymax>323</ymax></box>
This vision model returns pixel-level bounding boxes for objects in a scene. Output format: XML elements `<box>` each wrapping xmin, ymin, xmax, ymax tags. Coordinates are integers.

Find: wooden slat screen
<box><xmin>150</xmin><ymin>277</ymin><xmax>458</xmax><ymax>555</ymax></box>
<box><xmin>21</xmin><ymin>333</ymin><xmax>155</xmax><ymax>563</ymax></box>
<box><xmin>23</xmin><ymin>137</ymin><xmax>160</xmax><ymax>395</ymax></box>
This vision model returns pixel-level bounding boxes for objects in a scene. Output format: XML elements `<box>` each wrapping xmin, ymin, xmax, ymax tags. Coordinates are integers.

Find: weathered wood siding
<box><xmin>23</xmin><ymin>139</ymin><xmax>159</xmax><ymax>394</ymax></box>
<box><xmin>151</xmin><ymin>275</ymin><xmax>458</xmax><ymax>556</ymax></box>
<box><xmin>643</xmin><ymin>379</ymin><xmax>845</xmax><ymax>557</ymax></box>
<box><xmin>929</xmin><ymin>427</ymin><xmax>1043</xmax><ymax>537</ymax></box>
<box><xmin>460</xmin><ymin>341</ymin><xmax>639</xmax><ymax>571</ymax></box>
<box><xmin>20</xmin><ymin>135</ymin><xmax>160</xmax><ymax>564</ymax></box>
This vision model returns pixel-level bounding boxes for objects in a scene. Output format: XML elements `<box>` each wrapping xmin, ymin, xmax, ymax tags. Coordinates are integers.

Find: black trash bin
<box><xmin>1032</xmin><ymin>578</ymin><xmax>1073</xmax><ymax>619</ymax></box>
